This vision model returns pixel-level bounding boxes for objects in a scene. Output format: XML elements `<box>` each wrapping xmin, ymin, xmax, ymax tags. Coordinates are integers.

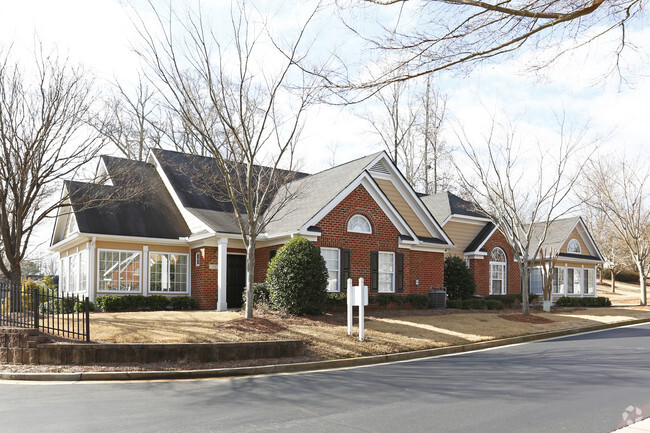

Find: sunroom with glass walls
<box><xmin>529</xmin><ymin>264</ymin><xmax>597</xmax><ymax>298</ymax></box>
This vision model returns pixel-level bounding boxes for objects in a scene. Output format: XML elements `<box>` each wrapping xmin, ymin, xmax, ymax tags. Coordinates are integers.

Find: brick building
<box><xmin>50</xmin><ymin>150</ymin><xmax>453</xmax><ymax>309</ymax></box>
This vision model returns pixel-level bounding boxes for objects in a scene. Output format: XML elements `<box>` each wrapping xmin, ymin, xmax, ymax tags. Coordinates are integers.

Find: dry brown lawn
<box><xmin>89</xmin><ymin>305</ymin><xmax>650</xmax><ymax>361</ymax></box>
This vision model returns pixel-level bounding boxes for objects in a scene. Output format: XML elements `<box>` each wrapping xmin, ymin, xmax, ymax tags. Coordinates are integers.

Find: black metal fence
<box><xmin>0</xmin><ymin>283</ymin><xmax>90</xmax><ymax>341</ymax></box>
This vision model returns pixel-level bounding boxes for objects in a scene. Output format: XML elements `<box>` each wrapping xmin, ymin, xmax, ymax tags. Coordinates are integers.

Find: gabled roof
<box><xmin>264</xmin><ymin>153</ymin><xmax>382</xmax><ymax>234</ymax></box>
<box><xmin>529</xmin><ymin>217</ymin><xmax>604</xmax><ymax>261</ymax></box>
<box><xmin>464</xmin><ymin>222</ymin><xmax>496</xmax><ymax>253</ymax></box>
<box><xmin>55</xmin><ymin>158</ymin><xmax>190</xmax><ymax>241</ymax></box>
<box><xmin>420</xmin><ymin>192</ymin><xmax>488</xmax><ymax>224</ymax></box>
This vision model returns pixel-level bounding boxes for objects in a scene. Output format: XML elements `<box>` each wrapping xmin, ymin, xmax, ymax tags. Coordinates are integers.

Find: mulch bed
<box><xmin>499</xmin><ymin>314</ymin><xmax>554</xmax><ymax>324</ymax></box>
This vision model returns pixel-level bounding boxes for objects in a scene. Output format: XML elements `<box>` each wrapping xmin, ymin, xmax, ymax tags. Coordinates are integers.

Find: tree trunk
<box><xmin>9</xmin><ymin>266</ymin><xmax>22</xmax><ymax>313</ymax></box>
<box><xmin>244</xmin><ymin>236</ymin><xmax>256</xmax><ymax>319</ymax></box>
<box><xmin>520</xmin><ymin>267</ymin><xmax>530</xmax><ymax>316</ymax></box>
<box><xmin>637</xmin><ymin>262</ymin><xmax>647</xmax><ymax>306</ymax></box>
<box><xmin>610</xmin><ymin>273</ymin><xmax>616</xmax><ymax>293</ymax></box>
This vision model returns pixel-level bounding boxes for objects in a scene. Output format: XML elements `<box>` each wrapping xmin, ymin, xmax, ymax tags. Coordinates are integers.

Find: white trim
<box><xmin>397</xmin><ymin>242</ymin><xmax>448</xmax><ymax>253</ymax></box>
<box><xmin>445</xmin><ymin>214</ymin><xmax>492</xmax><ymax>226</ymax></box>
<box><xmin>321</xmin><ymin>247</ymin><xmax>341</xmax><ymax>292</ymax></box>
<box><xmin>88</xmin><ymin>238</ymin><xmax>96</xmax><ymax>302</ymax></box>
<box><xmin>347</xmin><ymin>214</ymin><xmax>372</xmax><ymax>234</ymax></box>
<box><xmin>149</xmin><ymin>150</ymin><xmax>214</xmax><ymax>235</ymax></box>
<box><xmin>142</xmin><ymin>245</ymin><xmax>149</xmax><ymax>296</ymax></box>
<box><xmin>467</xmin><ymin>224</ymin><xmax>499</xmax><ymax>254</ymax></box>
<box><xmin>367</xmin><ymin>152</ymin><xmax>453</xmax><ymax>245</ymax></box>
<box><xmin>567</xmin><ymin>238</ymin><xmax>582</xmax><ymax>254</ymax></box>
<box><xmin>489</xmin><ymin>247</ymin><xmax>507</xmax><ymax>295</ymax></box>
<box><xmin>195</xmin><ymin>251</ymin><xmax>201</xmax><ymax>267</ymax></box>
<box><xmin>377</xmin><ymin>251</ymin><xmax>396</xmax><ymax>293</ymax></box>
<box><xmin>217</xmin><ymin>237</ymin><xmax>228</xmax><ymax>311</ymax></box>
<box><xmin>148</xmin><ymin>251</ymin><xmax>190</xmax><ymax>294</ymax></box>
<box><xmin>300</xmin><ymin>172</ymin><xmax>419</xmax><ymax>241</ymax></box>
<box><xmin>96</xmin><ymin>248</ymin><xmax>143</xmax><ymax>294</ymax></box>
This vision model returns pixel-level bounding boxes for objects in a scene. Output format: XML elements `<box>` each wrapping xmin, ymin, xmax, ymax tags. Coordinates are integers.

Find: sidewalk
<box><xmin>615</xmin><ymin>417</ymin><xmax>650</xmax><ymax>432</ymax></box>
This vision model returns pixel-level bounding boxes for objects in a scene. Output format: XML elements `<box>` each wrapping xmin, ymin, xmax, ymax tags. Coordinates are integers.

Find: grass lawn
<box><xmin>89</xmin><ymin>305</ymin><xmax>650</xmax><ymax>361</ymax></box>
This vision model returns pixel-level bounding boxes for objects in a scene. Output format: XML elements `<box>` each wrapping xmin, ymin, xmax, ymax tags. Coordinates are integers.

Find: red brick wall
<box><xmin>314</xmin><ymin>184</ymin><xmax>444</xmax><ymax>293</ymax></box>
<box><xmin>469</xmin><ymin>229</ymin><xmax>521</xmax><ymax>296</ymax></box>
<box><xmin>190</xmin><ymin>247</ymin><xmax>218</xmax><ymax>309</ymax></box>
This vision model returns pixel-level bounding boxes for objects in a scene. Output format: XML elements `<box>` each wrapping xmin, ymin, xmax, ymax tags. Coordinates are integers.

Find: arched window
<box><xmin>567</xmin><ymin>239</ymin><xmax>581</xmax><ymax>254</ymax></box>
<box><xmin>347</xmin><ymin>214</ymin><xmax>372</xmax><ymax>234</ymax></box>
<box><xmin>490</xmin><ymin>247</ymin><xmax>507</xmax><ymax>295</ymax></box>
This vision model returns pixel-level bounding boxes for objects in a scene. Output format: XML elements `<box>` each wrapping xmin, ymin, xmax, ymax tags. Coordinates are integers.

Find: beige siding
<box><xmin>443</xmin><ymin>220</ymin><xmax>486</xmax><ymax>258</ymax></box>
<box><xmin>560</xmin><ymin>227</ymin><xmax>590</xmax><ymax>255</ymax></box>
<box><xmin>374</xmin><ymin>179</ymin><xmax>431</xmax><ymax>238</ymax></box>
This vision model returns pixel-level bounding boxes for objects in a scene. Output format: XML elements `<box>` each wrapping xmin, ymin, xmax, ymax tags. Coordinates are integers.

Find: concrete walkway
<box><xmin>615</xmin><ymin>418</ymin><xmax>650</xmax><ymax>432</ymax></box>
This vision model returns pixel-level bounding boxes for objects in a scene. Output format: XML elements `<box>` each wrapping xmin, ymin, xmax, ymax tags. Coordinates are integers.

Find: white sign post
<box><xmin>346</xmin><ymin>278</ymin><xmax>368</xmax><ymax>341</ymax></box>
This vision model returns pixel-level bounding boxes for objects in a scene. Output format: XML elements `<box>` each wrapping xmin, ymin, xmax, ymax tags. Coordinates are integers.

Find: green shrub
<box><xmin>461</xmin><ymin>298</ymin><xmax>485</xmax><ymax>310</ymax></box>
<box><xmin>373</xmin><ymin>294</ymin><xmax>403</xmax><ymax>307</ymax></box>
<box><xmin>485</xmin><ymin>299</ymin><xmax>504</xmax><ymax>310</ymax></box>
<box><xmin>146</xmin><ymin>295</ymin><xmax>170</xmax><ymax>310</ymax></box>
<box><xmin>243</xmin><ymin>282</ymin><xmax>271</xmax><ymax>309</ymax></box>
<box><xmin>447</xmin><ymin>299</ymin><xmax>462</xmax><ymax>309</ymax></box>
<box><xmin>73</xmin><ymin>300</ymin><xmax>96</xmax><ymax>312</ymax></box>
<box><xmin>485</xmin><ymin>293</ymin><xmax>539</xmax><ymax>308</ymax></box>
<box><xmin>39</xmin><ymin>298</ymin><xmax>77</xmax><ymax>314</ymax></box>
<box><xmin>555</xmin><ymin>297</ymin><xmax>611</xmax><ymax>307</ymax></box>
<box><xmin>267</xmin><ymin>237</ymin><xmax>328</xmax><ymax>315</ymax></box>
<box><xmin>403</xmin><ymin>294</ymin><xmax>429</xmax><ymax>309</ymax></box>
<box><xmin>40</xmin><ymin>275</ymin><xmax>57</xmax><ymax>291</ymax></box>
<box><xmin>444</xmin><ymin>256</ymin><xmax>477</xmax><ymax>300</ymax></box>
<box><xmin>170</xmin><ymin>296</ymin><xmax>197</xmax><ymax>310</ymax></box>
<box><xmin>326</xmin><ymin>292</ymin><xmax>347</xmax><ymax>307</ymax></box>
<box><xmin>121</xmin><ymin>295</ymin><xmax>148</xmax><ymax>310</ymax></box>
<box><xmin>96</xmin><ymin>295</ymin><xmax>124</xmax><ymax>312</ymax></box>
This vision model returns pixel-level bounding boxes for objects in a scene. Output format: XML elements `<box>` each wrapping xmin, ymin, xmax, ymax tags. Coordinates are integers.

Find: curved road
<box><xmin>2</xmin><ymin>323</ymin><xmax>650</xmax><ymax>432</ymax></box>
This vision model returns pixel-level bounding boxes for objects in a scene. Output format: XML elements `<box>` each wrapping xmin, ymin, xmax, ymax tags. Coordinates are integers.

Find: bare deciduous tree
<box><xmin>539</xmin><ymin>247</ymin><xmax>557</xmax><ymax>309</ymax></box>
<box><xmin>334</xmin><ymin>0</ymin><xmax>643</xmax><ymax>88</ymax></box>
<box><xmin>456</xmin><ymin>116</ymin><xmax>592</xmax><ymax>315</ymax></box>
<box><xmin>133</xmin><ymin>1</ymin><xmax>322</xmax><ymax>318</ymax></box>
<box><xmin>581</xmin><ymin>156</ymin><xmax>650</xmax><ymax>304</ymax></box>
<box><xmin>583</xmin><ymin>206</ymin><xmax>628</xmax><ymax>292</ymax></box>
<box><xmin>0</xmin><ymin>47</ymin><xmax>104</xmax><ymax>287</ymax></box>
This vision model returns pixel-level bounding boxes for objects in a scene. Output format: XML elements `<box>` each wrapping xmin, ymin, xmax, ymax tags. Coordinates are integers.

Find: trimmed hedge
<box><xmin>95</xmin><ymin>295</ymin><xmax>197</xmax><ymax>312</ymax></box>
<box><xmin>485</xmin><ymin>293</ymin><xmax>540</xmax><ymax>308</ymax></box>
<box><xmin>447</xmin><ymin>299</ymin><xmax>504</xmax><ymax>310</ymax></box>
<box><xmin>601</xmin><ymin>267</ymin><xmax>640</xmax><ymax>283</ymax></box>
<box><xmin>555</xmin><ymin>296</ymin><xmax>611</xmax><ymax>307</ymax></box>
<box><xmin>325</xmin><ymin>292</ymin><xmax>429</xmax><ymax>309</ymax></box>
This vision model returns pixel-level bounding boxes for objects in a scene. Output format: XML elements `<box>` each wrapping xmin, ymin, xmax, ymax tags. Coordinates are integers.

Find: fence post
<box><xmin>33</xmin><ymin>286</ymin><xmax>39</xmax><ymax>331</ymax></box>
<box><xmin>85</xmin><ymin>297</ymin><xmax>90</xmax><ymax>342</ymax></box>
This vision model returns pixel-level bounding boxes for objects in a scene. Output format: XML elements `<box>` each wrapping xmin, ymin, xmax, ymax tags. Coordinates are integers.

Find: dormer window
<box><xmin>347</xmin><ymin>214</ymin><xmax>372</xmax><ymax>234</ymax></box>
<box><xmin>567</xmin><ymin>239</ymin><xmax>581</xmax><ymax>254</ymax></box>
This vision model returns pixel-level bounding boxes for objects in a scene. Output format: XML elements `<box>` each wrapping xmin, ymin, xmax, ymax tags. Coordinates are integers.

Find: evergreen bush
<box><xmin>444</xmin><ymin>256</ymin><xmax>477</xmax><ymax>300</ymax></box>
<box><xmin>267</xmin><ymin>237</ymin><xmax>328</xmax><ymax>315</ymax></box>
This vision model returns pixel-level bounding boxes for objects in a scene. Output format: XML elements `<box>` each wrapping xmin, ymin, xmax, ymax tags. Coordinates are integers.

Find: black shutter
<box><xmin>269</xmin><ymin>250</ymin><xmax>276</xmax><ymax>260</ymax></box>
<box><xmin>370</xmin><ymin>251</ymin><xmax>378</xmax><ymax>292</ymax></box>
<box><xmin>341</xmin><ymin>249</ymin><xmax>351</xmax><ymax>292</ymax></box>
<box><xmin>396</xmin><ymin>253</ymin><xmax>404</xmax><ymax>293</ymax></box>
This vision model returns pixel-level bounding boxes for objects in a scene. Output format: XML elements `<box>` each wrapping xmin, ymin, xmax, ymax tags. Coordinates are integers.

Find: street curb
<box><xmin>3</xmin><ymin>317</ymin><xmax>650</xmax><ymax>382</ymax></box>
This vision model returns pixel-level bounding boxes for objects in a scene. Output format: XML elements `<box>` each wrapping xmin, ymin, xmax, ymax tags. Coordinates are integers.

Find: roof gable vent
<box><xmin>369</xmin><ymin>160</ymin><xmax>391</xmax><ymax>176</ymax></box>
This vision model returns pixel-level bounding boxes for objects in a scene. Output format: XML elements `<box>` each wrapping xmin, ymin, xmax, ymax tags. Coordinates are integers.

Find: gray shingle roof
<box><xmin>66</xmin><ymin>158</ymin><xmax>190</xmax><ymax>239</ymax></box>
<box><xmin>464</xmin><ymin>222</ymin><xmax>496</xmax><ymax>253</ymax></box>
<box><xmin>264</xmin><ymin>152</ymin><xmax>383</xmax><ymax>234</ymax></box>
<box><xmin>529</xmin><ymin>217</ymin><xmax>581</xmax><ymax>255</ymax></box>
<box><xmin>420</xmin><ymin>192</ymin><xmax>487</xmax><ymax>223</ymax></box>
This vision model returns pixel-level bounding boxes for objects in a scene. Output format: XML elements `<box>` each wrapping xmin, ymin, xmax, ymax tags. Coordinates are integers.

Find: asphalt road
<box><xmin>2</xmin><ymin>323</ymin><xmax>650</xmax><ymax>433</ymax></box>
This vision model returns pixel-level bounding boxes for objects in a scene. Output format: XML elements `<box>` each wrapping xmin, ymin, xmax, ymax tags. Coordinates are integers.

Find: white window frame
<box><xmin>489</xmin><ymin>247</ymin><xmax>507</xmax><ymax>295</ymax></box>
<box><xmin>195</xmin><ymin>251</ymin><xmax>201</xmax><ymax>267</ymax></box>
<box><xmin>347</xmin><ymin>214</ymin><xmax>372</xmax><ymax>234</ymax></box>
<box><xmin>378</xmin><ymin>251</ymin><xmax>395</xmax><ymax>293</ymax></box>
<box><xmin>529</xmin><ymin>266</ymin><xmax>544</xmax><ymax>295</ymax></box>
<box><xmin>567</xmin><ymin>239</ymin><xmax>581</xmax><ymax>254</ymax></box>
<box><xmin>321</xmin><ymin>247</ymin><xmax>340</xmax><ymax>293</ymax></box>
<box><xmin>97</xmin><ymin>249</ymin><xmax>142</xmax><ymax>293</ymax></box>
<box><xmin>60</xmin><ymin>250</ymin><xmax>89</xmax><ymax>295</ymax></box>
<box><xmin>148</xmin><ymin>252</ymin><xmax>190</xmax><ymax>293</ymax></box>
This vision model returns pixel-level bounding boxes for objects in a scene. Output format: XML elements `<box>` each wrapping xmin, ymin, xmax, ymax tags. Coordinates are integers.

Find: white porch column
<box><xmin>593</xmin><ymin>265</ymin><xmax>598</xmax><ymax>297</ymax></box>
<box><xmin>142</xmin><ymin>246</ymin><xmax>149</xmax><ymax>296</ymax></box>
<box><xmin>88</xmin><ymin>237</ymin><xmax>96</xmax><ymax>302</ymax></box>
<box><xmin>217</xmin><ymin>237</ymin><xmax>228</xmax><ymax>311</ymax></box>
<box><xmin>563</xmin><ymin>264</ymin><xmax>569</xmax><ymax>296</ymax></box>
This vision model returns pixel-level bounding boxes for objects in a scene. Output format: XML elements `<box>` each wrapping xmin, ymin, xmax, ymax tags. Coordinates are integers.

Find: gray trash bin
<box><xmin>428</xmin><ymin>290</ymin><xmax>447</xmax><ymax>308</ymax></box>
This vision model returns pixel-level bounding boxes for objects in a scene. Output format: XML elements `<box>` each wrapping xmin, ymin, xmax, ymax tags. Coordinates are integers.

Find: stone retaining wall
<box><xmin>0</xmin><ymin>328</ymin><xmax>303</xmax><ymax>365</ymax></box>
